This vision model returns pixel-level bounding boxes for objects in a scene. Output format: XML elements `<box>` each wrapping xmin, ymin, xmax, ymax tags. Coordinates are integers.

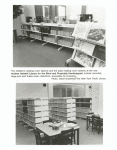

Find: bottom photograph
<box><xmin>16</xmin><ymin>83</ymin><xmax>103</xmax><ymax>145</ymax></box>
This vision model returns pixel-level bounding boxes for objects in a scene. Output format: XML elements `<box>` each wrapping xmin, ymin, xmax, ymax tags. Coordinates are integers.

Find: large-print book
<box><xmin>87</xmin><ymin>23</ymin><xmax>105</xmax><ymax>44</ymax></box>
<box><xmin>72</xmin><ymin>22</ymin><xmax>91</xmax><ymax>39</ymax></box>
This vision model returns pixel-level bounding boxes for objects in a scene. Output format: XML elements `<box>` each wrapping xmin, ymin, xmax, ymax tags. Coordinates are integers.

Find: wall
<box><xmin>66</xmin><ymin>5</ymin><xmax>82</xmax><ymax>19</ymax></box>
<box><xmin>86</xmin><ymin>5</ymin><xmax>106</xmax><ymax>23</ymax></box>
<box><xmin>53</xmin><ymin>83</ymin><xmax>87</xmax><ymax>97</ymax></box>
<box><xmin>13</xmin><ymin>16</ymin><xmax>22</xmax><ymax>36</ymax></box>
<box><xmin>98</xmin><ymin>84</ymin><xmax>103</xmax><ymax>117</ymax></box>
<box><xmin>91</xmin><ymin>83</ymin><xmax>103</xmax><ymax>117</ymax></box>
<box><xmin>23</xmin><ymin>5</ymin><xmax>35</xmax><ymax>19</ymax></box>
<box><xmin>16</xmin><ymin>83</ymin><xmax>48</xmax><ymax>99</ymax></box>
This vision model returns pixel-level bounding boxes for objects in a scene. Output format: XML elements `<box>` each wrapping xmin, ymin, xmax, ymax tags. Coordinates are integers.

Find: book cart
<box><xmin>49</xmin><ymin>98</ymin><xmax>76</xmax><ymax>122</ymax></box>
<box><xmin>16</xmin><ymin>98</ymin><xmax>49</xmax><ymax>131</ymax></box>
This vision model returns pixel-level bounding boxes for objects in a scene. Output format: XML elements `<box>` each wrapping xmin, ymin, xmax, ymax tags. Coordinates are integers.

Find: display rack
<box><xmin>49</xmin><ymin>98</ymin><xmax>76</xmax><ymax>122</ymax></box>
<box><xmin>65</xmin><ymin>38</ymin><xmax>105</xmax><ymax>67</ymax></box>
<box><xmin>21</xmin><ymin>22</ymin><xmax>106</xmax><ymax>67</ymax></box>
<box><xmin>66</xmin><ymin>22</ymin><xmax>106</xmax><ymax>67</ymax></box>
<box><xmin>75</xmin><ymin>97</ymin><xmax>92</xmax><ymax>119</ymax></box>
<box><xmin>16</xmin><ymin>98</ymin><xmax>49</xmax><ymax>130</ymax></box>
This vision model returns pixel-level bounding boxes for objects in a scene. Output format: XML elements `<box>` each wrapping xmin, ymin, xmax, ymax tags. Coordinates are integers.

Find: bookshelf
<box><xmin>21</xmin><ymin>22</ymin><xmax>106</xmax><ymax>67</ymax></box>
<box><xmin>75</xmin><ymin>98</ymin><xmax>92</xmax><ymax>119</ymax></box>
<box><xmin>21</xmin><ymin>23</ymin><xmax>75</xmax><ymax>51</ymax></box>
<box><xmin>49</xmin><ymin>98</ymin><xmax>76</xmax><ymax>122</ymax></box>
<box><xmin>16</xmin><ymin>98</ymin><xmax>49</xmax><ymax>128</ymax></box>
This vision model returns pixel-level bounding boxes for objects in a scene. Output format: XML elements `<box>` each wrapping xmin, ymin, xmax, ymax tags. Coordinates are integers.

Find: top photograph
<box><xmin>13</xmin><ymin>5</ymin><xmax>106</xmax><ymax>67</ymax></box>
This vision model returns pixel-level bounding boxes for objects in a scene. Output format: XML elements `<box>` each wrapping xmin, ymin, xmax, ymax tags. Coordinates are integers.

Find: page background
<box><xmin>1</xmin><ymin>0</ymin><xmax>117</xmax><ymax>149</ymax></box>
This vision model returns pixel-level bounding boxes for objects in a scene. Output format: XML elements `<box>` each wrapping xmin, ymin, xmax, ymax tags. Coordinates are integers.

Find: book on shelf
<box><xmin>94</xmin><ymin>59</ymin><xmax>105</xmax><ymax>67</ymax></box>
<box><xmin>72</xmin><ymin>22</ymin><xmax>91</xmax><ymax>39</ymax></box>
<box><xmin>74</xmin><ymin>50</ymin><xmax>94</xmax><ymax>67</ymax></box>
<box><xmin>87</xmin><ymin>23</ymin><xmax>105</xmax><ymax>45</ymax></box>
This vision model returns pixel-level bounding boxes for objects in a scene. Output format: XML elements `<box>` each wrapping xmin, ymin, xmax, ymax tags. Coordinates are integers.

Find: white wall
<box><xmin>91</xmin><ymin>83</ymin><xmax>103</xmax><ymax>117</ymax></box>
<box><xmin>13</xmin><ymin>16</ymin><xmax>22</xmax><ymax>36</ymax></box>
<box><xmin>86</xmin><ymin>5</ymin><xmax>106</xmax><ymax>23</ymax></box>
<box><xmin>66</xmin><ymin>5</ymin><xmax>82</xmax><ymax>20</ymax></box>
<box><xmin>98</xmin><ymin>84</ymin><xmax>103</xmax><ymax>117</ymax></box>
<box><xmin>16</xmin><ymin>83</ymin><xmax>48</xmax><ymax>99</ymax></box>
<box><xmin>23</xmin><ymin>5</ymin><xmax>35</xmax><ymax>19</ymax></box>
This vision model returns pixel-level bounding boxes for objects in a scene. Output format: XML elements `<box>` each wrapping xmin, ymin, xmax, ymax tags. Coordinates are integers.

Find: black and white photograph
<box><xmin>16</xmin><ymin>83</ymin><xmax>103</xmax><ymax>145</ymax></box>
<box><xmin>13</xmin><ymin>5</ymin><xmax>106</xmax><ymax>67</ymax></box>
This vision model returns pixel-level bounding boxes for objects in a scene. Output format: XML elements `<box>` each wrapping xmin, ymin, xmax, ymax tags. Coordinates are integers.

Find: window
<box><xmin>43</xmin><ymin>5</ymin><xmax>49</xmax><ymax>18</ymax></box>
<box><xmin>58</xmin><ymin>6</ymin><xmax>66</xmax><ymax>17</ymax></box>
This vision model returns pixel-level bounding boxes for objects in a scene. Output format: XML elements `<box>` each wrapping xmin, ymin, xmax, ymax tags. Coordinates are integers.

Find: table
<box><xmin>86</xmin><ymin>114</ymin><xmax>103</xmax><ymax>130</ymax></box>
<box><xmin>36</xmin><ymin>123</ymin><xmax>80</xmax><ymax>145</ymax></box>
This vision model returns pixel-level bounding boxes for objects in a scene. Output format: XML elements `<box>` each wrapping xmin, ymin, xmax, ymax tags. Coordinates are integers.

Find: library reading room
<box><xmin>13</xmin><ymin>5</ymin><xmax>106</xmax><ymax>67</ymax></box>
<box><xmin>16</xmin><ymin>83</ymin><xmax>103</xmax><ymax>145</ymax></box>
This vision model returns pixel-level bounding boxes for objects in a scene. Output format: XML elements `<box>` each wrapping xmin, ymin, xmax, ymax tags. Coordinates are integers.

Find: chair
<box><xmin>34</xmin><ymin>128</ymin><xmax>49</xmax><ymax>145</ymax></box>
<box><xmin>59</xmin><ymin>128</ymin><xmax>74</xmax><ymax>145</ymax></box>
<box><xmin>88</xmin><ymin>112</ymin><xmax>94</xmax><ymax>128</ymax></box>
<box><xmin>92</xmin><ymin>115</ymin><xmax>103</xmax><ymax>134</ymax></box>
<box><xmin>68</xmin><ymin>120</ymin><xmax>77</xmax><ymax>144</ymax></box>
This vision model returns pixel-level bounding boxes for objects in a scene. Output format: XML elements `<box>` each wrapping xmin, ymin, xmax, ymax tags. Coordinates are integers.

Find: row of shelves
<box><xmin>16</xmin><ymin>109</ymin><xmax>49</xmax><ymax>117</ymax></box>
<box><xmin>16</xmin><ymin>99</ymin><xmax>48</xmax><ymax>106</ymax></box>
<box><xmin>49</xmin><ymin>107</ymin><xmax>76</xmax><ymax>113</ymax></box>
<box><xmin>21</xmin><ymin>24</ymin><xmax>74</xmax><ymax>38</ymax></box>
<box><xmin>21</xmin><ymin>23</ymin><xmax>105</xmax><ymax>47</ymax></box>
<box><xmin>49</xmin><ymin>114</ymin><xmax>76</xmax><ymax>122</ymax></box>
<box><xmin>49</xmin><ymin>111</ymin><xmax>76</xmax><ymax>117</ymax></box>
<box><xmin>22</xmin><ymin>30</ymin><xmax>105</xmax><ymax>67</ymax></box>
<box><xmin>16</xmin><ymin>115</ymin><xmax>49</xmax><ymax>128</ymax></box>
<box><xmin>22</xmin><ymin>30</ymin><xmax>74</xmax><ymax>48</ymax></box>
<box><xmin>49</xmin><ymin>103</ymin><xmax>75</xmax><ymax>108</ymax></box>
<box><xmin>49</xmin><ymin>98</ymin><xmax>75</xmax><ymax>103</ymax></box>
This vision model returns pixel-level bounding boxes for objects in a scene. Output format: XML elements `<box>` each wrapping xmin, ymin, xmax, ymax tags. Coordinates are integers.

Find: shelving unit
<box><xmin>21</xmin><ymin>22</ymin><xmax>106</xmax><ymax>67</ymax></box>
<box><xmin>66</xmin><ymin>38</ymin><xmax>105</xmax><ymax>67</ymax></box>
<box><xmin>66</xmin><ymin>22</ymin><xmax>106</xmax><ymax>67</ymax></box>
<box><xmin>49</xmin><ymin>98</ymin><xmax>76</xmax><ymax>122</ymax></box>
<box><xmin>75</xmin><ymin>97</ymin><xmax>92</xmax><ymax>119</ymax></box>
<box><xmin>21</xmin><ymin>23</ymin><xmax>75</xmax><ymax>51</ymax></box>
<box><xmin>16</xmin><ymin>98</ymin><xmax>49</xmax><ymax>129</ymax></box>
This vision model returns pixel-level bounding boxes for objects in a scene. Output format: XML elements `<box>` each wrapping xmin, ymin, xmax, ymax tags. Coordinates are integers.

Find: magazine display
<box><xmin>72</xmin><ymin>22</ymin><xmax>91</xmax><ymax>39</ymax></box>
<box><xmin>74</xmin><ymin>50</ymin><xmax>94</xmax><ymax>67</ymax></box>
<box><xmin>73</xmin><ymin>39</ymin><xmax>84</xmax><ymax>49</ymax></box>
<box><xmin>81</xmin><ymin>42</ymin><xmax>95</xmax><ymax>56</ymax></box>
<box><xmin>87</xmin><ymin>23</ymin><xmax>105</xmax><ymax>44</ymax></box>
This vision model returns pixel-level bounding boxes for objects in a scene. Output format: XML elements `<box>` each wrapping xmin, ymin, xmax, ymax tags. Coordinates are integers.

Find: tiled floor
<box><xmin>16</xmin><ymin>118</ymin><xmax>103</xmax><ymax>145</ymax></box>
